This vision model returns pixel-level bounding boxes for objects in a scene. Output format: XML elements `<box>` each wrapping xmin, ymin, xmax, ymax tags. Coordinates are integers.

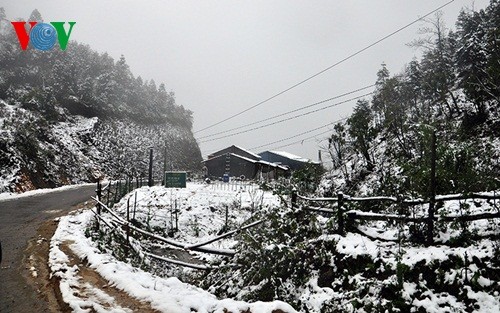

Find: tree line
<box><xmin>327</xmin><ymin>1</ymin><xmax>500</xmax><ymax>197</ymax></box>
<box><xmin>0</xmin><ymin>9</ymin><xmax>193</xmax><ymax>129</ymax></box>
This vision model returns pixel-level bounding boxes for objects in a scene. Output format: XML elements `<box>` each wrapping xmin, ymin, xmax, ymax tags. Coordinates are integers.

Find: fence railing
<box><xmin>92</xmin><ymin>179</ymin><xmax>500</xmax><ymax>268</ymax></box>
<box><xmin>92</xmin><ymin>180</ymin><xmax>264</xmax><ymax>269</ymax></box>
<box><xmin>294</xmin><ymin>191</ymin><xmax>500</xmax><ymax>244</ymax></box>
<box><xmin>209</xmin><ymin>180</ymin><xmax>258</xmax><ymax>192</ymax></box>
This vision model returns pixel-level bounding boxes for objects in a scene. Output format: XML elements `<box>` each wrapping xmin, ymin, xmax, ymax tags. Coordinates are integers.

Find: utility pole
<box><xmin>163</xmin><ymin>141</ymin><xmax>167</xmax><ymax>185</ymax></box>
<box><xmin>427</xmin><ymin>130</ymin><xmax>437</xmax><ymax>245</ymax></box>
<box><xmin>148</xmin><ymin>147</ymin><xmax>154</xmax><ymax>187</ymax></box>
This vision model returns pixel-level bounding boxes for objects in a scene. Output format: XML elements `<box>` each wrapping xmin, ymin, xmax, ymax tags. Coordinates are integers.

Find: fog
<box><xmin>2</xmin><ymin>0</ymin><xmax>489</xmax><ymax>163</ymax></box>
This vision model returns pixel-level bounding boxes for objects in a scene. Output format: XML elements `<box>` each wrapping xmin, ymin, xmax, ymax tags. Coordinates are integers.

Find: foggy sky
<box><xmin>1</xmin><ymin>0</ymin><xmax>490</xmax><ymax>164</ymax></box>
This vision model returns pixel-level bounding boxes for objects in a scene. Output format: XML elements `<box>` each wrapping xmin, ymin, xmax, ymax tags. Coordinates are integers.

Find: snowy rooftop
<box><xmin>233</xmin><ymin>145</ymin><xmax>262</xmax><ymax>159</ymax></box>
<box><xmin>257</xmin><ymin>160</ymin><xmax>289</xmax><ymax>171</ymax></box>
<box><xmin>207</xmin><ymin>145</ymin><xmax>262</xmax><ymax>160</ymax></box>
<box><xmin>231</xmin><ymin>153</ymin><xmax>259</xmax><ymax>163</ymax></box>
<box><xmin>203</xmin><ymin>153</ymin><xmax>258</xmax><ymax>164</ymax></box>
<box><xmin>267</xmin><ymin>150</ymin><xmax>320</xmax><ymax>164</ymax></box>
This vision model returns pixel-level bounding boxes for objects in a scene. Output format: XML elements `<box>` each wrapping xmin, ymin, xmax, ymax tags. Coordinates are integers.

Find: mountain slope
<box><xmin>321</xmin><ymin>2</ymin><xmax>500</xmax><ymax>198</ymax></box>
<box><xmin>0</xmin><ymin>9</ymin><xmax>202</xmax><ymax>192</ymax></box>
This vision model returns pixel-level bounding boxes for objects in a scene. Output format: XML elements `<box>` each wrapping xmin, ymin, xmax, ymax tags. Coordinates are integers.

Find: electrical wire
<box><xmin>199</xmin><ymin>92</ymin><xmax>372</xmax><ymax>143</ymax></box>
<box><xmin>271</xmin><ymin>128</ymin><xmax>335</xmax><ymax>151</ymax></box>
<box><xmin>194</xmin><ymin>0</ymin><xmax>456</xmax><ymax>134</ymax></box>
<box><xmin>249</xmin><ymin>119</ymin><xmax>340</xmax><ymax>151</ymax></box>
<box><xmin>253</xmin><ymin>118</ymin><xmax>347</xmax><ymax>151</ymax></box>
<box><xmin>196</xmin><ymin>84</ymin><xmax>374</xmax><ymax>140</ymax></box>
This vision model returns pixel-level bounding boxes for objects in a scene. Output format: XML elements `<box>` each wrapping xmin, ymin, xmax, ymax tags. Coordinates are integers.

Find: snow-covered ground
<box><xmin>48</xmin><ymin>181</ymin><xmax>500</xmax><ymax>312</ymax></box>
<box><xmin>49</xmin><ymin>182</ymin><xmax>297</xmax><ymax>312</ymax></box>
<box><xmin>111</xmin><ymin>182</ymin><xmax>279</xmax><ymax>258</ymax></box>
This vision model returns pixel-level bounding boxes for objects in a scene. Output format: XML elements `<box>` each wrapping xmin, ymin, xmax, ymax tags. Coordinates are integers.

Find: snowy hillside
<box><xmin>0</xmin><ymin>99</ymin><xmax>201</xmax><ymax>192</ymax></box>
<box><xmin>0</xmin><ymin>9</ymin><xmax>202</xmax><ymax>192</ymax></box>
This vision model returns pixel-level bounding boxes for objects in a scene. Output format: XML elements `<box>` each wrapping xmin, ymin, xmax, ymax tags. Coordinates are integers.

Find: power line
<box><xmin>271</xmin><ymin>128</ymin><xmax>336</xmax><ymax>151</ymax></box>
<box><xmin>249</xmin><ymin>122</ymin><xmax>334</xmax><ymax>150</ymax></box>
<box><xmin>194</xmin><ymin>0</ymin><xmax>456</xmax><ymax>134</ymax></box>
<box><xmin>199</xmin><ymin>92</ymin><xmax>372</xmax><ymax>143</ymax></box>
<box><xmin>249</xmin><ymin>118</ymin><xmax>347</xmax><ymax>151</ymax></box>
<box><xmin>200</xmin><ymin>118</ymin><xmax>345</xmax><ymax>156</ymax></box>
<box><xmin>196</xmin><ymin>84</ymin><xmax>374</xmax><ymax>140</ymax></box>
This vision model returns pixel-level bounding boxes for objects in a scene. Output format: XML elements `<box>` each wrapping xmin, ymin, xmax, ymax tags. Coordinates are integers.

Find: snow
<box><xmin>230</xmin><ymin>153</ymin><xmax>259</xmax><ymax>164</ymax></box>
<box><xmin>465</xmin><ymin>286</ymin><xmax>500</xmax><ymax>313</ymax></box>
<box><xmin>233</xmin><ymin>145</ymin><xmax>262</xmax><ymax>160</ymax></box>
<box><xmin>113</xmin><ymin>183</ymin><xmax>279</xmax><ymax>254</ymax></box>
<box><xmin>294</xmin><ymin>193</ymin><xmax>500</xmax><ymax>311</ymax></box>
<box><xmin>0</xmin><ymin>100</ymin><xmax>198</xmax><ymax>193</ymax></box>
<box><xmin>47</xmin><ymin>180</ymin><xmax>500</xmax><ymax>312</ymax></box>
<box><xmin>298</xmin><ymin>276</ymin><xmax>336</xmax><ymax>312</ymax></box>
<box><xmin>412</xmin><ymin>291</ymin><xmax>465</xmax><ymax>313</ymax></box>
<box><xmin>334</xmin><ymin>233</ymin><xmax>379</xmax><ymax>259</ymax></box>
<box><xmin>49</xmin><ymin>182</ymin><xmax>297</xmax><ymax>312</ymax></box>
<box><xmin>401</xmin><ymin>241</ymin><xmax>496</xmax><ymax>267</ymax></box>
<box><xmin>0</xmin><ymin>182</ymin><xmax>95</xmax><ymax>202</ymax></box>
<box><xmin>268</xmin><ymin>150</ymin><xmax>319</xmax><ymax>164</ymax></box>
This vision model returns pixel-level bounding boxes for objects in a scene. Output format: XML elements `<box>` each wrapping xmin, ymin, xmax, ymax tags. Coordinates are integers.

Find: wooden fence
<box><xmin>294</xmin><ymin>191</ymin><xmax>500</xmax><ymax>245</ymax></box>
<box><xmin>92</xmin><ymin>180</ymin><xmax>263</xmax><ymax>269</ymax></box>
<box><xmin>92</xmin><ymin>178</ymin><xmax>500</xmax><ymax>269</ymax></box>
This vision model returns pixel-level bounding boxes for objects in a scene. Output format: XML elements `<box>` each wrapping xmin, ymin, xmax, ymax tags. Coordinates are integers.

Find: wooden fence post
<box><xmin>106</xmin><ymin>183</ymin><xmax>110</xmax><ymax>207</ymax></box>
<box><xmin>148</xmin><ymin>148</ymin><xmax>154</xmax><ymax>187</ymax></box>
<box><xmin>427</xmin><ymin>130</ymin><xmax>437</xmax><ymax>246</ymax></box>
<box><xmin>291</xmin><ymin>190</ymin><xmax>297</xmax><ymax>208</ymax></box>
<box><xmin>114</xmin><ymin>180</ymin><xmax>119</xmax><ymax>205</ymax></box>
<box><xmin>464</xmin><ymin>252</ymin><xmax>469</xmax><ymax>282</ymax></box>
<box><xmin>175</xmin><ymin>199</ymin><xmax>179</xmax><ymax>232</ymax></box>
<box><xmin>126</xmin><ymin>198</ymin><xmax>130</xmax><ymax>240</ymax></box>
<box><xmin>133</xmin><ymin>191</ymin><xmax>137</xmax><ymax>220</ymax></box>
<box><xmin>225</xmin><ymin>204</ymin><xmax>229</xmax><ymax>231</ymax></box>
<box><xmin>337</xmin><ymin>192</ymin><xmax>344</xmax><ymax>235</ymax></box>
<box><xmin>96</xmin><ymin>180</ymin><xmax>102</xmax><ymax>230</ymax></box>
<box><xmin>163</xmin><ymin>143</ymin><xmax>167</xmax><ymax>186</ymax></box>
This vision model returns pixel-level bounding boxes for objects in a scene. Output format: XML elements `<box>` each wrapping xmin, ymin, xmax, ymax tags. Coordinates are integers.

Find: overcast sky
<box><xmin>2</xmin><ymin>0</ymin><xmax>490</xmax><ymax>163</ymax></box>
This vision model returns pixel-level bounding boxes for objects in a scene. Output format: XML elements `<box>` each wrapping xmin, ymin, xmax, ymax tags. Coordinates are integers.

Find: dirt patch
<box><xmin>22</xmin><ymin>201</ymin><xmax>95</xmax><ymax>312</ymax></box>
<box><xmin>24</xmin><ymin>200</ymin><xmax>159</xmax><ymax>313</ymax></box>
<box><xmin>23</xmin><ymin>218</ymin><xmax>72</xmax><ymax>313</ymax></box>
<box><xmin>58</xmin><ymin>241</ymin><xmax>160</xmax><ymax>313</ymax></box>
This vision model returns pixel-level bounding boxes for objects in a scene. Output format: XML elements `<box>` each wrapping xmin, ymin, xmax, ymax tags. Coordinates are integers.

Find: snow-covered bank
<box><xmin>49</xmin><ymin>181</ymin><xmax>500</xmax><ymax>312</ymax></box>
<box><xmin>0</xmin><ymin>182</ymin><xmax>95</xmax><ymax>202</ymax></box>
<box><xmin>49</xmin><ymin>183</ymin><xmax>297</xmax><ymax>313</ymax></box>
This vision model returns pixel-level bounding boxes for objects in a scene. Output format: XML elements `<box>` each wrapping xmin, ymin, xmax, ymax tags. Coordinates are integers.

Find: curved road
<box><xmin>0</xmin><ymin>184</ymin><xmax>96</xmax><ymax>313</ymax></box>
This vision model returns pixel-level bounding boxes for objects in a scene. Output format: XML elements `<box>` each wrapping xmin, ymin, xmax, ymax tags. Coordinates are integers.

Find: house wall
<box><xmin>204</xmin><ymin>154</ymin><xmax>257</xmax><ymax>179</ymax></box>
<box><xmin>229</xmin><ymin>157</ymin><xmax>257</xmax><ymax>179</ymax></box>
<box><xmin>204</xmin><ymin>156</ymin><xmax>227</xmax><ymax>178</ymax></box>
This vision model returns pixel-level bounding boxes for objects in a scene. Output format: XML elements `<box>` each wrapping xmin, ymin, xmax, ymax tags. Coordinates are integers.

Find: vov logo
<box><xmin>11</xmin><ymin>21</ymin><xmax>76</xmax><ymax>51</ymax></box>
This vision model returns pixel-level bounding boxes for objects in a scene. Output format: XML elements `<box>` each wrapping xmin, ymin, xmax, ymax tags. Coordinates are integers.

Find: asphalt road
<box><xmin>0</xmin><ymin>184</ymin><xmax>96</xmax><ymax>313</ymax></box>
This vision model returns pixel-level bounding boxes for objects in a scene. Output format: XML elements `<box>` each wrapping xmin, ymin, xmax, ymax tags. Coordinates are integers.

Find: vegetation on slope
<box><xmin>0</xmin><ymin>9</ymin><xmax>202</xmax><ymax>192</ymax></box>
<box><xmin>323</xmin><ymin>3</ymin><xmax>500</xmax><ymax>197</ymax></box>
